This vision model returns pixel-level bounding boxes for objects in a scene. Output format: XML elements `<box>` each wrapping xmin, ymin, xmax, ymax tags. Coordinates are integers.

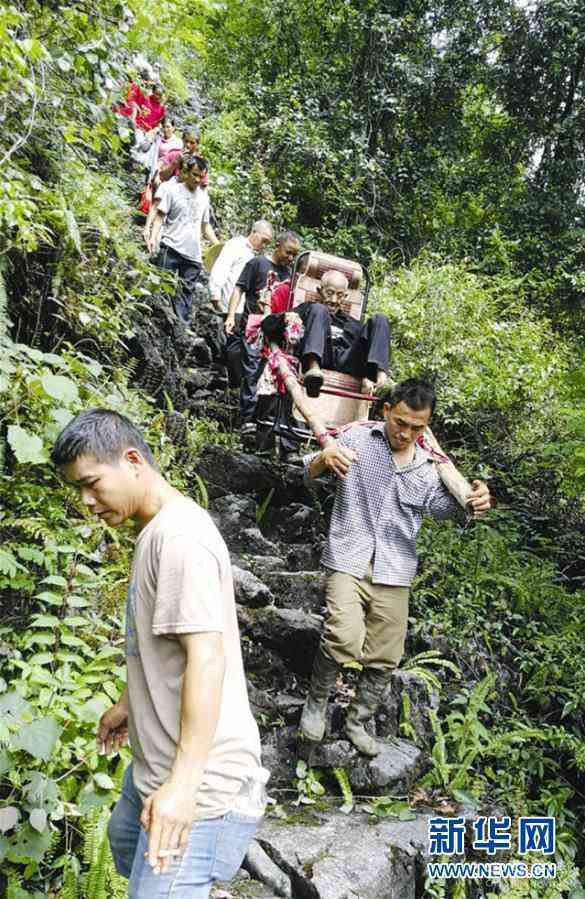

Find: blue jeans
<box><xmin>108</xmin><ymin>766</ymin><xmax>260</xmax><ymax>899</ymax></box>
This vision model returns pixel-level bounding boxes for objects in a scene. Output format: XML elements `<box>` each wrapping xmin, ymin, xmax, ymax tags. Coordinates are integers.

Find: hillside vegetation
<box><xmin>1</xmin><ymin>0</ymin><xmax>585</xmax><ymax>896</ymax></box>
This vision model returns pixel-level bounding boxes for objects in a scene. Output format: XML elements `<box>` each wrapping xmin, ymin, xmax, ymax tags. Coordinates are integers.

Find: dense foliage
<box><xmin>1</xmin><ymin>0</ymin><xmax>585</xmax><ymax>896</ymax></box>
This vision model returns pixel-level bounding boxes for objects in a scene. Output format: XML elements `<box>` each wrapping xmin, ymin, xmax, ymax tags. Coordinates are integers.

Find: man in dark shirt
<box><xmin>224</xmin><ymin>230</ymin><xmax>300</xmax><ymax>434</ymax></box>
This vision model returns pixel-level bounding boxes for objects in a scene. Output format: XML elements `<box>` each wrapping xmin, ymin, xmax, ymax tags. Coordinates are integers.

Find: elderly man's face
<box><xmin>318</xmin><ymin>276</ymin><xmax>349</xmax><ymax>314</ymax></box>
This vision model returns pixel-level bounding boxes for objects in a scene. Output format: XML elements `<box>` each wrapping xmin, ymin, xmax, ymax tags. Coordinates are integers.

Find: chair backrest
<box><xmin>290</xmin><ymin>251</ymin><xmax>366</xmax><ymax>321</ymax></box>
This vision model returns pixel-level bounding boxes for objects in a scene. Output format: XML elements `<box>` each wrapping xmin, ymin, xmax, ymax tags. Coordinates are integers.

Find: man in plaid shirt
<box><xmin>300</xmin><ymin>378</ymin><xmax>491</xmax><ymax>755</ymax></box>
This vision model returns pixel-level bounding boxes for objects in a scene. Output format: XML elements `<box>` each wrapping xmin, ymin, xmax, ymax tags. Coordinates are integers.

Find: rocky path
<box><xmin>195</xmin><ymin>444</ymin><xmax>441</xmax><ymax>899</ymax></box>
<box><xmin>127</xmin><ymin>272</ymin><xmax>444</xmax><ymax>898</ymax></box>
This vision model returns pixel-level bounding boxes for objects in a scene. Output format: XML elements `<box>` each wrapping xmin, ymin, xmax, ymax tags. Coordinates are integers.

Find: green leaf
<box><xmin>7</xmin><ymin>824</ymin><xmax>52</xmax><ymax>863</ymax></box>
<box><xmin>35</xmin><ymin>591</ymin><xmax>63</xmax><ymax>606</ymax></box>
<box><xmin>40</xmin><ymin>373</ymin><xmax>79</xmax><ymax>406</ymax></box>
<box><xmin>0</xmin><ymin>806</ymin><xmax>19</xmax><ymax>833</ymax></box>
<box><xmin>79</xmin><ymin>696</ymin><xmax>109</xmax><ymax>722</ymax></box>
<box><xmin>30</xmin><ymin>615</ymin><xmax>60</xmax><ymax>628</ymax></box>
<box><xmin>0</xmin><ymin>834</ymin><xmax>9</xmax><ymax>864</ymax></box>
<box><xmin>93</xmin><ymin>772</ymin><xmax>114</xmax><ymax>790</ymax></box>
<box><xmin>56</xmin><ymin>56</ymin><xmax>72</xmax><ymax>72</ymax></box>
<box><xmin>40</xmin><ymin>575</ymin><xmax>68</xmax><ymax>587</ymax></box>
<box><xmin>24</xmin><ymin>631</ymin><xmax>56</xmax><ymax>647</ymax></box>
<box><xmin>0</xmin><ymin>750</ymin><xmax>14</xmax><ymax>775</ymax></box>
<box><xmin>63</xmin><ymin>616</ymin><xmax>90</xmax><ymax>627</ymax></box>
<box><xmin>0</xmin><ymin>549</ymin><xmax>26</xmax><ymax>577</ymax></box>
<box><xmin>64</xmin><ymin>208</ymin><xmax>82</xmax><ymax>253</ymax></box>
<box><xmin>76</xmin><ymin>786</ymin><xmax>112</xmax><ymax>814</ymax></box>
<box><xmin>12</xmin><ymin>717</ymin><xmax>62</xmax><ymax>761</ymax></box>
<box><xmin>23</xmin><ymin>773</ymin><xmax>59</xmax><ymax>812</ymax></box>
<box><xmin>0</xmin><ymin>691</ymin><xmax>31</xmax><ymax>722</ymax></box>
<box><xmin>29</xmin><ymin>809</ymin><xmax>47</xmax><ymax>833</ymax></box>
<box><xmin>6</xmin><ymin>425</ymin><xmax>47</xmax><ymax>464</ymax></box>
<box><xmin>27</xmin><ymin>653</ymin><xmax>54</xmax><ymax>667</ymax></box>
<box><xmin>60</xmin><ymin>633</ymin><xmax>90</xmax><ymax>648</ymax></box>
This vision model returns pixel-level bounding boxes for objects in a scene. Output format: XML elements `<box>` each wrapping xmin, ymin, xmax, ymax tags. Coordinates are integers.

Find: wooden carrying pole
<box><xmin>270</xmin><ymin>346</ymin><xmax>473</xmax><ymax>511</ymax></box>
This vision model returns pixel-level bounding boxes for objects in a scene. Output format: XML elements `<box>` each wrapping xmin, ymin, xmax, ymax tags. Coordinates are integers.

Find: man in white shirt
<box><xmin>147</xmin><ymin>156</ymin><xmax>219</xmax><ymax>324</ymax></box>
<box><xmin>52</xmin><ymin>408</ymin><xmax>268</xmax><ymax>898</ymax></box>
<box><xmin>208</xmin><ymin>220</ymin><xmax>274</xmax><ymax>315</ymax></box>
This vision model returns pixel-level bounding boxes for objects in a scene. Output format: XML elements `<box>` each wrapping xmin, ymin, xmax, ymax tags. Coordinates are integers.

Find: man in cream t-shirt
<box><xmin>52</xmin><ymin>408</ymin><xmax>267</xmax><ymax>898</ymax></box>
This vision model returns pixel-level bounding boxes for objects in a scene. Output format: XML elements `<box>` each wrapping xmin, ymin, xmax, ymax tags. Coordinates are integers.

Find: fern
<box><xmin>80</xmin><ymin>807</ymin><xmax>127</xmax><ymax>899</ymax></box>
<box><xmin>399</xmin><ymin>693</ymin><xmax>417</xmax><ymax>740</ymax></box>
<box><xmin>82</xmin><ymin>808</ymin><xmax>110</xmax><ymax>899</ymax></box>
<box><xmin>403</xmin><ymin>650</ymin><xmax>461</xmax><ymax>696</ymax></box>
<box><xmin>427</xmin><ymin>709</ymin><xmax>451</xmax><ymax>790</ymax></box>
<box><xmin>333</xmin><ymin>767</ymin><xmax>354</xmax><ymax>813</ymax></box>
<box><xmin>59</xmin><ymin>863</ymin><xmax>79</xmax><ymax>899</ymax></box>
<box><xmin>194</xmin><ymin>472</ymin><xmax>209</xmax><ymax>510</ymax></box>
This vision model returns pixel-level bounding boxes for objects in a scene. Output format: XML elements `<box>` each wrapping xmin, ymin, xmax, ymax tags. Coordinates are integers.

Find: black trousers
<box><xmin>297</xmin><ymin>303</ymin><xmax>391</xmax><ymax>379</ymax></box>
<box><xmin>155</xmin><ymin>244</ymin><xmax>202</xmax><ymax>323</ymax></box>
<box><xmin>256</xmin><ymin>393</ymin><xmax>303</xmax><ymax>454</ymax></box>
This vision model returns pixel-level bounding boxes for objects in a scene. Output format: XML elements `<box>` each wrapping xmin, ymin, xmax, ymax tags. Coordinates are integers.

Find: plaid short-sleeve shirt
<box><xmin>304</xmin><ymin>422</ymin><xmax>460</xmax><ymax>586</ymax></box>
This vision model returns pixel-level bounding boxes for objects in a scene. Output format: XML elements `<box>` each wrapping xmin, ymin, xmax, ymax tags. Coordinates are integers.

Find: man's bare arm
<box><xmin>147</xmin><ymin>210</ymin><xmax>164</xmax><ymax>255</ymax></box>
<box><xmin>141</xmin><ymin>632</ymin><xmax>225</xmax><ymax>873</ymax></box>
<box><xmin>308</xmin><ymin>443</ymin><xmax>357</xmax><ymax>480</ymax></box>
<box><xmin>143</xmin><ymin>198</ymin><xmax>161</xmax><ymax>249</ymax></box>
<box><xmin>170</xmin><ymin>632</ymin><xmax>225</xmax><ymax>784</ymax></box>
<box><xmin>96</xmin><ymin>687</ymin><xmax>129</xmax><ymax>755</ymax></box>
<box><xmin>202</xmin><ymin>222</ymin><xmax>219</xmax><ymax>245</ymax></box>
<box><xmin>224</xmin><ymin>285</ymin><xmax>243</xmax><ymax>334</ymax></box>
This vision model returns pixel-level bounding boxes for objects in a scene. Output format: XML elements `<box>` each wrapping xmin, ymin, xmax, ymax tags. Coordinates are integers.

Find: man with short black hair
<box><xmin>52</xmin><ymin>408</ymin><xmax>267</xmax><ymax>898</ymax></box>
<box><xmin>300</xmin><ymin>379</ymin><xmax>491</xmax><ymax>756</ymax></box>
<box><xmin>224</xmin><ymin>230</ymin><xmax>301</xmax><ymax>435</ymax></box>
<box><xmin>146</xmin><ymin>156</ymin><xmax>219</xmax><ymax>324</ymax></box>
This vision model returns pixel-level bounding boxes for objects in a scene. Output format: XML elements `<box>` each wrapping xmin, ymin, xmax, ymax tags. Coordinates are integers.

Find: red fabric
<box><xmin>139</xmin><ymin>183</ymin><xmax>153</xmax><ymax>214</ymax></box>
<box><xmin>270</xmin><ymin>280</ymin><xmax>292</xmax><ymax>313</ymax></box>
<box><xmin>136</xmin><ymin>95</ymin><xmax>166</xmax><ymax>131</ymax></box>
<box><xmin>261</xmin><ymin>346</ymin><xmax>299</xmax><ymax>394</ymax></box>
<box><xmin>113</xmin><ymin>82</ymin><xmax>148</xmax><ymax>119</ymax></box>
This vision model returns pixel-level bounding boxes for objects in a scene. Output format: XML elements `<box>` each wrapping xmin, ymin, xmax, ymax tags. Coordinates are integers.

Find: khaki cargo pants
<box><xmin>321</xmin><ymin>569</ymin><xmax>409</xmax><ymax>672</ymax></box>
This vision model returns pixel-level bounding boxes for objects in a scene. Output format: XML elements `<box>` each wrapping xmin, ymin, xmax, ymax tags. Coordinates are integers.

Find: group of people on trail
<box><xmin>51</xmin><ymin>390</ymin><xmax>490</xmax><ymax>898</ymax></box>
<box><xmin>115</xmin><ymin>69</ymin><xmax>218</xmax><ymax>326</ymax></box>
<box><xmin>117</xmin><ymin>69</ymin><xmax>394</xmax><ymax>449</ymax></box>
<box><xmin>70</xmin><ymin>62</ymin><xmax>493</xmax><ymax>899</ymax></box>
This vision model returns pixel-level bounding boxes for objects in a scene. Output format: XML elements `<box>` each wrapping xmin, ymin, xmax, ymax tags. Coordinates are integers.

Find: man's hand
<box><xmin>320</xmin><ymin>443</ymin><xmax>358</xmax><ymax>480</ymax></box>
<box><xmin>224</xmin><ymin>313</ymin><xmax>236</xmax><ymax>335</ymax></box>
<box><xmin>466</xmin><ymin>480</ymin><xmax>492</xmax><ymax>518</ymax></box>
<box><xmin>97</xmin><ymin>697</ymin><xmax>129</xmax><ymax>756</ymax></box>
<box><xmin>141</xmin><ymin>781</ymin><xmax>198</xmax><ymax>874</ymax></box>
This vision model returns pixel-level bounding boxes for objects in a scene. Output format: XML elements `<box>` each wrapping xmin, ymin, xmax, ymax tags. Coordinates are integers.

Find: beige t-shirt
<box><xmin>125</xmin><ymin>496</ymin><xmax>265</xmax><ymax>817</ymax></box>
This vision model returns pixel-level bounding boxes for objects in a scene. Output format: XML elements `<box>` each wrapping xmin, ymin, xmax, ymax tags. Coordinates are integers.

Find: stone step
<box><xmin>237</xmin><ymin>606</ymin><xmax>323</xmax><ymax>675</ymax></box>
<box><xmin>251</xmin><ymin>807</ymin><xmax>430</xmax><ymax>899</ymax></box>
<box><xmin>261</xmin><ymin>570</ymin><xmax>326</xmax><ymax>613</ymax></box>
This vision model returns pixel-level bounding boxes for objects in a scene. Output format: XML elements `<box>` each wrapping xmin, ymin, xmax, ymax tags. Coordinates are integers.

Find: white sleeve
<box><xmin>156</xmin><ymin>183</ymin><xmax>172</xmax><ymax>215</ymax></box>
<box><xmin>208</xmin><ymin>240</ymin><xmax>235</xmax><ymax>298</ymax></box>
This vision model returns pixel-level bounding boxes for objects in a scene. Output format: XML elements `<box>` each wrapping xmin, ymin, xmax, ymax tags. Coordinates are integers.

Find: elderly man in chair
<box><xmin>266</xmin><ymin>269</ymin><xmax>391</xmax><ymax>398</ymax></box>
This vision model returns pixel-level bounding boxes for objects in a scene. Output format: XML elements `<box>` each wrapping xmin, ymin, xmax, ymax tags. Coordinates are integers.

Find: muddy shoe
<box><xmin>344</xmin><ymin>668</ymin><xmax>387</xmax><ymax>757</ymax></box>
<box><xmin>299</xmin><ymin>646</ymin><xmax>338</xmax><ymax>742</ymax></box>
